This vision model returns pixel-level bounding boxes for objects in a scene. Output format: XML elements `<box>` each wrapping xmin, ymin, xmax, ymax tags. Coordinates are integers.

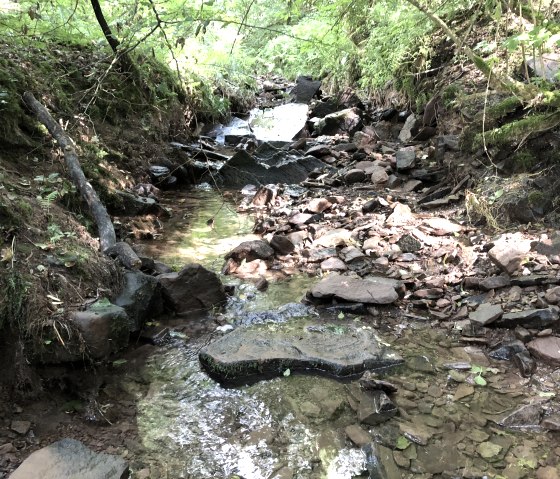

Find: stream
<box><xmin>129</xmin><ymin>188</ymin><xmax>559</xmax><ymax>478</ymax></box>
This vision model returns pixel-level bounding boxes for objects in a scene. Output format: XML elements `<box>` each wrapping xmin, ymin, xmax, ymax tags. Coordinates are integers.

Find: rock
<box><xmin>11</xmin><ymin>420</ymin><xmax>31</xmax><ymax>435</ymax></box>
<box><xmin>488</xmin><ymin>340</ymin><xmax>527</xmax><ymax>360</ymax></box>
<box><xmin>542</xmin><ymin>414</ymin><xmax>560</xmax><ymax>431</ymax></box>
<box><xmin>158</xmin><ymin>264</ymin><xmax>227</xmax><ymax>315</ymax></box>
<box><xmin>480</xmin><ymin>276</ymin><xmax>511</xmax><ymax>291</ymax></box>
<box><xmin>398</xmin><ymin>114</ymin><xmax>418</xmax><ymax>142</ymax></box>
<box><xmin>528</xmin><ymin>336</ymin><xmax>560</xmax><ymax>365</ymax></box>
<box><xmin>314</xmin><ymin>107</ymin><xmax>362</xmax><ymax>136</ymax></box>
<box><xmin>395</xmin><ymin>148</ymin><xmax>416</xmax><ymax>170</ymax></box>
<box><xmin>477</xmin><ymin>441</ymin><xmax>502</xmax><ymax>459</ymax></box>
<box><xmin>288</xmin><ymin>212</ymin><xmax>315</xmax><ymax>225</ymax></box>
<box><xmin>545</xmin><ymin>286</ymin><xmax>560</xmax><ymax>304</ymax></box>
<box><xmin>286</xmin><ymin>230</ymin><xmax>308</xmax><ymax>246</ymax></box>
<box><xmin>345</xmin><ymin>424</ymin><xmax>372</xmax><ymax>447</ymax></box>
<box><xmin>536</xmin><ymin>466</ymin><xmax>560</xmax><ymax>479</ymax></box>
<box><xmin>9</xmin><ymin>438</ymin><xmax>128</xmax><ymax>479</ymax></box>
<box><xmin>71</xmin><ymin>301</ymin><xmax>130</xmax><ymax>359</ymax></box>
<box><xmin>370</xmin><ymin>166</ymin><xmax>389</xmax><ymax>184</ymax></box>
<box><xmin>149</xmin><ymin>165</ymin><xmax>176</xmax><ymax>189</ymax></box>
<box><xmin>344</xmin><ymin>168</ymin><xmax>366</xmax><ymax>184</ymax></box>
<box><xmin>397</xmin><ymin>234</ymin><xmax>421</xmax><ymax>253</ymax></box>
<box><xmin>488</xmin><ymin>233</ymin><xmax>532</xmax><ymax>274</ymax></box>
<box><xmin>251</xmin><ymin>185</ymin><xmax>276</xmax><ymax>206</ymax></box>
<box><xmin>309</xmin><ymin>273</ymin><xmax>399</xmax><ymax>304</ymax></box>
<box><xmin>339</xmin><ymin>246</ymin><xmax>366</xmax><ymax>264</ymax></box>
<box><xmin>320</xmin><ymin>257</ymin><xmax>348</xmax><ymax>272</ymax></box>
<box><xmin>401</xmin><ymin>179</ymin><xmax>423</xmax><ymax>192</ymax></box>
<box><xmin>113</xmin><ymin>191</ymin><xmax>163</xmax><ymax>216</ymax></box>
<box><xmin>250</xmin><ymin>104</ymin><xmax>309</xmax><ymax>142</ymax></box>
<box><xmin>386</xmin><ymin>203</ymin><xmax>415</xmax><ymax>226</ymax></box>
<box><xmin>306</xmin><ymin>198</ymin><xmax>332</xmax><ymax>213</ymax></box>
<box><xmin>306</xmin><ymin>247</ymin><xmax>337</xmax><ymax>263</ymax></box>
<box><xmin>218</xmin><ymin>145</ymin><xmax>323</xmax><ymax>188</ymax></box>
<box><xmin>225</xmin><ymin>240</ymin><xmax>275</xmax><ymax>263</ymax></box>
<box><xmin>469</xmin><ymin>303</ymin><xmax>503</xmax><ymax>326</ymax></box>
<box><xmin>290</xmin><ymin>76</ymin><xmax>321</xmax><ymax>103</ymax></box>
<box><xmin>494</xmin><ymin>307</ymin><xmax>559</xmax><ymax>330</ymax></box>
<box><xmin>270</xmin><ymin>235</ymin><xmax>295</xmax><ymax>255</ymax></box>
<box><xmin>526</xmin><ymin>53</ymin><xmax>560</xmax><ymax>82</ymax></box>
<box><xmin>513</xmin><ymin>351</ymin><xmax>536</xmax><ymax>377</ymax></box>
<box><xmin>496</xmin><ymin>403</ymin><xmax>543</xmax><ymax>428</ymax></box>
<box><xmin>313</xmin><ymin>228</ymin><xmax>352</xmax><ymax>247</ymax></box>
<box><xmin>114</xmin><ymin>271</ymin><xmax>162</xmax><ymax>332</ymax></box>
<box><xmin>422</xmin><ymin>217</ymin><xmax>463</xmax><ymax>236</ymax></box>
<box><xmin>358</xmin><ymin>390</ymin><xmax>398</xmax><ymax>425</ymax></box>
<box><xmin>199</xmin><ymin>322</ymin><xmax>403</xmax><ymax>384</ymax></box>
<box><xmin>362</xmin><ymin>197</ymin><xmax>388</xmax><ymax>214</ymax></box>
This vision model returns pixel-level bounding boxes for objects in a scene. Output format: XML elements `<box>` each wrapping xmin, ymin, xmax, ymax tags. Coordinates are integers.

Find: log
<box><xmin>22</xmin><ymin>92</ymin><xmax>140</xmax><ymax>268</ymax></box>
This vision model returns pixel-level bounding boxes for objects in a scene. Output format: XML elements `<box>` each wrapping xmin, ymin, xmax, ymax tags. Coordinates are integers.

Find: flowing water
<box><xmin>132</xmin><ymin>188</ymin><xmax>560</xmax><ymax>479</ymax></box>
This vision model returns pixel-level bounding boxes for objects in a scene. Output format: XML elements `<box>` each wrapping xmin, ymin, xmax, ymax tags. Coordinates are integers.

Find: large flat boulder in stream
<box><xmin>309</xmin><ymin>273</ymin><xmax>399</xmax><ymax>304</ymax></box>
<box><xmin>199</xmin><ymin>322</ymin><xmax>403</xmax><ymax>384</ymax></box>
<box><xmin>10</xmin><ymin>438</ymin><xmax>128</xmax><ymax>479</ymax></box>
<box><xmin>218</xmin><ymin>143</ymin><xmax>324</xmax><ymax>188</ymax></box>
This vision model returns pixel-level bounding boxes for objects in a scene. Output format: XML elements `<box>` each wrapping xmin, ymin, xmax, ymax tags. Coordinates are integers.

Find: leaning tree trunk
<box><xmin>90</xmin><ymin>0</ymin><xmax>133</xmax><ymax>72</ymax></box>
<box><xmin>22</xmin><ymin>92</ymin><xmax>141</xmax><ymax>269</ymax></box>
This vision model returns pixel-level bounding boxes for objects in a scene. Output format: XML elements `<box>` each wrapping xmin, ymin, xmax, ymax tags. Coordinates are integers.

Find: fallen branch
<box><xmin>22</xmin><ymin>92</ymin><xmax>141</xmax><ymax>269</ymax></box>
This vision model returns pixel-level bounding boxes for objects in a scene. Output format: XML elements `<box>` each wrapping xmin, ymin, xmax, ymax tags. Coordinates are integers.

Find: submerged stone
<box><xmin>199</xmin><ymin>322</ymin><xmax>403</xmax><ymax>384</ymax></box>
<box><xmin>10</xmin><ymin>438</ymin><xmax>128</xmax><ymax>479</ymax></box>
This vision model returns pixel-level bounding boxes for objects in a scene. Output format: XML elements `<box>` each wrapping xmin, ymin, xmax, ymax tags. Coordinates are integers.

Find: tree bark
<box><xmin>90</xmin><ymin>0</ymin><xmax>133</xmax><ymax>71</ymax></box>
<box><xmin>22</xmin><ymin>92</ymin><xmax>141</xmax><ymax>269</ymax></box>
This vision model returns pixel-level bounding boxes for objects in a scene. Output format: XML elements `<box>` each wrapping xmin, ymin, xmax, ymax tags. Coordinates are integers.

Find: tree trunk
<box><xmin>90</xmin><ymin>0</ymin><xmax>133</xmax><ymax>71</ymax></box>
<box><xmin>22</xmin><ymin>92</ymin><xmax>141</xmax><ymax>269</ymax></box>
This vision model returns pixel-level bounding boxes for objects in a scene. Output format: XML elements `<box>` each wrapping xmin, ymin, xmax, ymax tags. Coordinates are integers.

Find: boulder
<box><xmin>224</xmin><ymin>240</ymin><xmax>275</xmax><ymax>263</ymax></box>
<box><xmin>398</xmin><ymin>114</ymin><xmax>419</xmax><ymax>142</ymax></box>
<box><xmin>158</xmin><ymin>264</ymin><xmax>227</xmax><ymax>315</ymax></box>
<box><xmin>488</xmin><ymin>233</ymin><xmax>532</xmax><ymax>274</ymax></box>
<box><xmin>528</xmin><ymin>336</ymin><xmax>560</xmax><ymax>365</ymax></box>
<box><xmin>395</xmin><ymin>148</ymin><xmax>416</xmax><ymax>170</ymax></box>
<box><xmin>199</xmin><ymin>321</ymin><xmax>403</xmax><ymax>384</ymax></box>
<box><xmin>290</xmin><ymin>76</ymin><xmax>322</xmax><ymax>103</ymax></box>
<box><xmin>309</xmin><ymin>273</ymin><xmax>399</xmax><ymax>304</ymax></box>
<box><xmin>493</xmin><ymin>307</ymin><xmax>559</xmax><ymax>330</ymax></box>
<box><xmin>114</xmin><ymin>271</ymin><xmax>162</xmax><ymax>332</ymax></box>
<box><xmin>9</xmin><ymin>438</ymin><xmax>128</xmax><ymax>479</ymax></box>
<box><xmin>314</xmin><ymin>108</ymin><xmax>362</xmax><ymax>136</ymax></box>
<box><xmin>269</xmin><ymin>235</ymin><xmax>295</xmax><ymax>255</ymax></box>
<box><xmin>71</xmin><ymin>300</ymin><xmax>130</xmax><ymax>359</ymax></box>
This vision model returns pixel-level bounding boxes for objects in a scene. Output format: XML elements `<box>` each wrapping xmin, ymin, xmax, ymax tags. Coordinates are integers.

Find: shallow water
<box><xmin>134</xmin><ymin>188</ymin><xmax>560</xmax><ymax>479</ymax></box>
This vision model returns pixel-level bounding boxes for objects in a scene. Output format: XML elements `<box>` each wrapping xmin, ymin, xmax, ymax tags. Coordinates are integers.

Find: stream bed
<box><xmin>131</xmin><ymin>188</ymin><xmax>560</xmax><ymax>479</ymax></box>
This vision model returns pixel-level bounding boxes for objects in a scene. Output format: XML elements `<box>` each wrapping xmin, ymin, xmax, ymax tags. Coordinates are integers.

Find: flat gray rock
<box><xmin>469</xmin><ymin>303</ymin><xmax>503</xmax><ymax>326</ymax></box>
<box><xmin>199</xmin><ymin>322</ymin><xmax>403</xmax><ymax>384</ymax></box>
<box><xmin>309</xmin><ymin>273</ymin><xmax>399</xmax><ymax>304</ymax></box>
<box><xmin>10</xmin><ymin>438</ymin><xmax>128</xmax><ymax>479</ymax></box>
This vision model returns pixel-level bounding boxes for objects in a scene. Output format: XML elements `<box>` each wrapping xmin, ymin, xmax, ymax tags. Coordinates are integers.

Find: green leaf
<box><xmin>474</xmin><ymin>375</ymin><xmax>487</xmax><ymax>386</ymax></box>
<box><xmin>338</xmin><ymin>311</ymin><xmax>345</xmax><ymax>320</ymax></box>
<box><xmin>112</xmin><ymin>359</ymin><xmax>128</xmax><ymax>367</ymax></box>
<box><xmin>396</xmin><ymin>436</ymin><xmax>410</xmax><ymax>450</ymax></box>
<box><xmin>283</xmin><ymin>368</ymin><xmax>291</xmax><ymax>377</ymax></box>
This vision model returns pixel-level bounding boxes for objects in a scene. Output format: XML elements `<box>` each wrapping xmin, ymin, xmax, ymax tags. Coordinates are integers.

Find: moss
<box><xmin>527</xmin><ymin>190</ymin><xmax>545</xmax><ymax>206</ymax></box>
<box><xmin>474</xmin><ymin>111</ymin><xmax>560</xmax><ymax>148</ymax></box>
<box><xmin>0</xmin><ymin>271</ymin><xmax>29</xmax><ymax>332</ymax></box>
<box><xmin>512</xmin><ymin>150</ymin><xmax>537</xmax><ymax>172</ymax></box>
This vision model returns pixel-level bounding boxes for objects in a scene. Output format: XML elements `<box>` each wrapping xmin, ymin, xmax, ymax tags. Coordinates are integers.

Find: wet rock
<box><xmin>488</xmin><ymin>340</ymin><xmax>527</xmax><ymax>360</ymax></box>
<box><xmin>415</xmin><ymin>442</ymin><xmax>465</xmax><ymax>475</ymax></box>
<box><xmin>398</xmin><ymin>114</ymin><xmax>418</xmax><ymax>142</ymax></box>
<box><xmin>149</xmin><ymin>165</ymin><xmax>177</xmax><ymax>189</ymax></box>
<box><xmin>218</xmin><ymin>145</ymin><xmax>323</xmax><ymax>188</ymax></box>
<box><xmin>454</xmin><ymin>384</ymin><xmax>474</xmax><ymax>401</ymax></box>
<box><xmin>344</xmin><ymin>168</ymin><xmax>366</xmax><ymax>184</ymax></box>
<box><xmin>113</xmin><ymin>191</ymin><xmax>163</xmax><ymax>216</ymax></box>
<box><xmin>358</xmin><ymin>390</ymin><xmax>398</xmax><ymax>425</ymax></box>
<box><xmin>270</xmin><ymin>235</ymin><xmax>295</xmax><ymax>255</ymax></box>
<box><xmin>309</xmin><ymin>273</ymin><xmax>399</xmax><ymax>305</ymax></box>
<box><xmin>158</xmin><ymin>264</ymin><xmax>227</xmax><ymax>315</ymax></box>
<box><xmin>320</xmin><ymin>257</ymin><xmax>347</xmax><ymax>272</ymax></box>
<box><xmin>480</xmin><ymin>276</ymin><xmax>511</xmax><ymax>291</ymax></box>
<box><xmin>407</xmin><ymin>355</ymin><xmax>435</xmax><ymax>373</ymax></box>
<box><xmin>225</xmin><ymin>240</ymin><xmax>275</xmax><ymax>263</ymax></box>
<box><xmin>395</xmin><ymin>148</ymin><xmax>416</xmax><ymax>170</ymax></box>
<box><xmin>9</xmin><ymin>438</ymin><xmax>128</xmax><ymax>479</ymax></box>
<box><xmin>488</xmin><ymin>233</ymin><xmax>532</xmax><ymax>274</ymax></box>
<box><xmin>469</xmin><ymin>303</ymin><xmax>503</xmax><ymax>326</ymax></box>
<box><xmin>290</xmin><ymin>76</ymin><xmax>321</xmax><ymax>103</ymax></box>
<box><xmin>398</xmin><ymin>422</ymin><xmax>432</xmax><ymax>446</ymax></box>
<box><xmin>496</xmin><ymin>403</ymin><xmax>543</xmax><ymax>428</ymax></box>
<box><xmin>71</xmin><ymin>301</ymin><xmax>130</xmax><ymax>359</ymax></box>
<box><xmin>494</xmin><ymin>306</ymin><xmax>559</xmax><ymax>330</ymax></box>
<box><xmin>359</xmin><ymin>372</ymin><xmax>398</xmax><ymax>393</ymax></box>
<box><xmin>345</xmin><ymin>424</ymin><xmax>372</xmax><ymax>447</ymax></box>
<box><xmin>115</xmin><ymin>271</ymin><xmax>162</xmax><ymax>332</ymax></box>
<box><xmin>314</xmin><ymin>107</ymin><xmax>362</xmax><ymax>136</ymax></box>
<box><xmin>477</xmin><ymin>441</ymin><xmax>502</xmax><ymax>459</ymax></box>
<box><xmin>199</xmin><ymin>322</ymin><xmax>403</xmax><ymax>384</ymax></box>
<box><xmin>527</xmin><ymin>336</ymin><xmax>560</xmax><ymax>365</ymax></box>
